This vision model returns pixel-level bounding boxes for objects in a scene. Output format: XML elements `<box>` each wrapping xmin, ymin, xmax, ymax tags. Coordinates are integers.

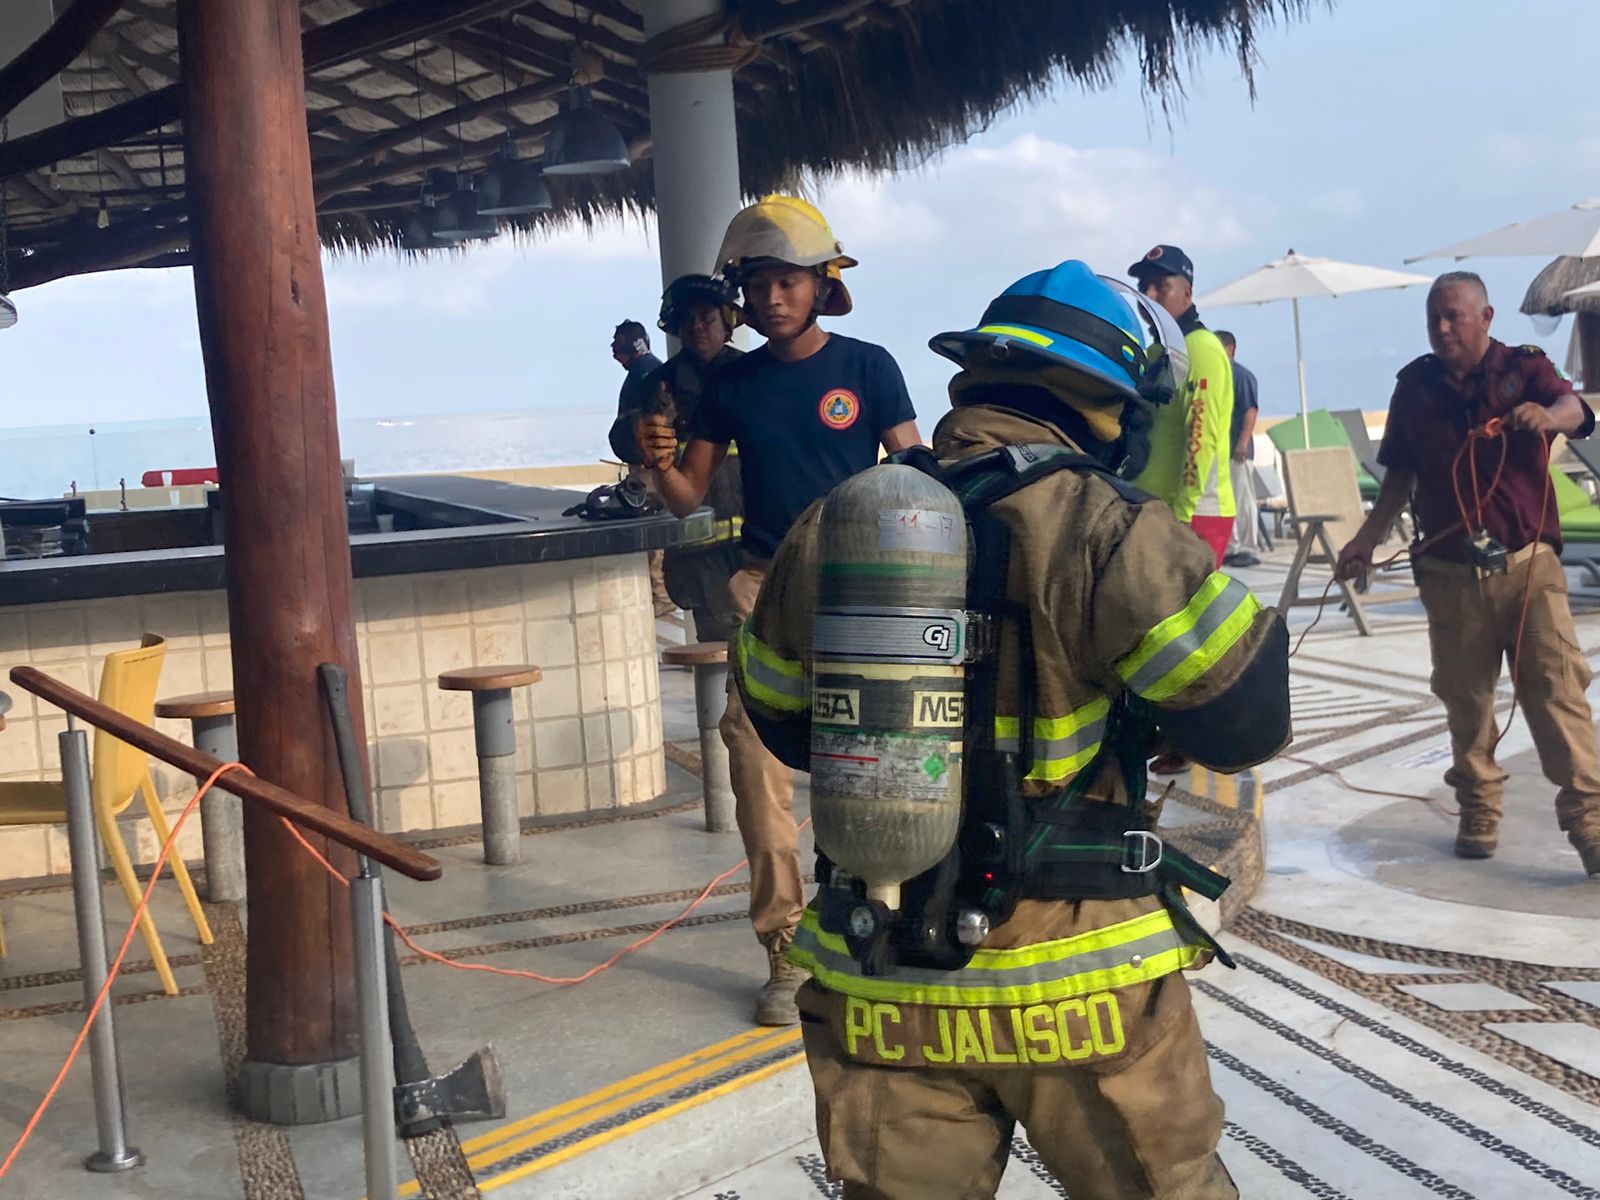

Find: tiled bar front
<box><xmin>0</xmin><ymin>555</ymin><xmax>665</xmax><ymax>882</ymax></box>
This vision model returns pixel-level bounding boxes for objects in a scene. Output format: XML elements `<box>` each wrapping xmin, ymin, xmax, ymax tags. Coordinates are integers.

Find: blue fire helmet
<box><xmin>929</xmin><ymin>260</ymin><xmax>1184</xmax><ymax>407</ymax></box>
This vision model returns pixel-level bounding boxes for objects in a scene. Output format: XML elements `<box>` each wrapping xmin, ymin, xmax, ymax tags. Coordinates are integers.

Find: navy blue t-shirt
<box><xmin>1229</xmin><ymin>361</ymin><xmax>1260</xmax><ymax>459</ymax></box>
<box><xmin>693</xmin><ymin>334</ymin><xmax>916</xmax><ymax>558</ymax></box>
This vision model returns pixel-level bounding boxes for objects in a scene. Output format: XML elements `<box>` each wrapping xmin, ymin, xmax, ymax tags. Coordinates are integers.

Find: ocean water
<box><xmin>0</xmin><ymin>408</ymin><xmax>620</xmax><ymax>499</ymax></box>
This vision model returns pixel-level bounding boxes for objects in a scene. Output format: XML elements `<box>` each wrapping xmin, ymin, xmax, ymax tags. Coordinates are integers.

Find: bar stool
<box><xmin>437</xmin><ymin>665</ymin><xmax>542</xmax><ymax>865</ymax></box>
<box><xmin>661</xmin><ymin>643</ymin><xmax>734</xmax><ymax>833</ymax></box>
<box><xmin>154</xmin><ymin>690</ymin><xmax>245</xmax><ymax>903</ymax></box>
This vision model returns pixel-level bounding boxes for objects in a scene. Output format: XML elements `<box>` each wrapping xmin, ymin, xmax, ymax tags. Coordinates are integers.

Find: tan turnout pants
<box><xmin>799</xmin><ymin>975</ymin><xmax>1237</xmax><ymax>1200</ymax></box>
<box><xmin>1416</xmin><ymin>544</ymin><xmax>1600</xmax><ymax>847</ymax></box>
<box><xmin>720</xmin><ymin>560</ymin><xmax>805</xmax><ymax>944</ymax></box>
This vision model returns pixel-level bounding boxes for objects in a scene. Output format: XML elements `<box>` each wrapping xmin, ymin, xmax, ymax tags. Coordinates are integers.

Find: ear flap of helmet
<box><xmin>818</xmin><ymin>262</ymin><xmax>853</xmax><ymax>317</ymax></box>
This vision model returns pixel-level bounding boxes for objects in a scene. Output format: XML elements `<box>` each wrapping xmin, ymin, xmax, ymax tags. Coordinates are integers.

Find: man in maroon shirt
<box><xmin>1338</xmin><ymin>272</ymin><xmax>1600</xmax><ymax>873</ymax></box>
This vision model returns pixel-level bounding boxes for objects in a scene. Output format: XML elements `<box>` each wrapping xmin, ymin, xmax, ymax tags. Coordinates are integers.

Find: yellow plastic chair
<box><xmin>0</xmin><ymin>634</ymin><xmax>213</xmax><ymax>994</ymax></box>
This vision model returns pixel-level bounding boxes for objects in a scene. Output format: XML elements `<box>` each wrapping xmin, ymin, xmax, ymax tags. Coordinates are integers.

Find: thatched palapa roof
<box><xmin>1</xmin><ymin>0</ymin><xmax>1310</xmax><ymax>291</ymax></box>
<box><xmin>1522</xmin><ymin>256</ymin><xmax>1600</xmax><ymax>318</ymax></box>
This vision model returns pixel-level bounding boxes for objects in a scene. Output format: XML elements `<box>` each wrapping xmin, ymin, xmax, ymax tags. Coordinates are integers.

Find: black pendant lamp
<box><xmin>428</xmin><ymin>46</ymin><xmax>498</xmax><ymax>241</ymax></box>
<box><xmin>479</xmin><ymin>139</ymin><xmax>552</xmax><ymax>216</ymax></box>
<box><xmin>432</xmin><ymin>174</ymin><xmax>498</xmax><ymax>241</ymax></box>
<box><xmin>400</xmin><ymin>184</ymin><xmax>461</xmax><ymax>250</ymax></box>
<box><xmin>543</xmin><ymin>86</ymin><xmax>629</xmax><ymax>176</ymax></box>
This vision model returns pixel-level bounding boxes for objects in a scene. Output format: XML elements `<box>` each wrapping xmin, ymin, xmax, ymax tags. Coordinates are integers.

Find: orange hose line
<box><xmin>0</xmin><ymin>762</ymin><xmax>251</xmax><ymax>1181</ymax></box>
<box><xmin>5</xmin><ymin>745</ymin><xmax>802</xmax><ymax>1179</ymax></box>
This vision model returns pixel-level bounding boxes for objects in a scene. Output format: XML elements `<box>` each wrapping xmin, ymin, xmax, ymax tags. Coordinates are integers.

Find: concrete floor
<box><xmin>2</xmin><ymin>556</ymin><xmax>1599</xmax><ymax>1200</ymax></box>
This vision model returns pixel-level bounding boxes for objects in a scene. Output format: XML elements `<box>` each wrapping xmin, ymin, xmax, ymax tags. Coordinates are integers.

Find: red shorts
<box><xmin>1189</xmin><ymin>516</ymin><xmax>1232</xmax><ymax>569</ymax></box>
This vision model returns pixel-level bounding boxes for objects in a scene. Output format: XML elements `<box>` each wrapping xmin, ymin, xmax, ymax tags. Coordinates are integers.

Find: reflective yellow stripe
<box><xmin>735</xmin><ymin>622</ymin><xmax>807</xmax><ymax>714</ymax></box>
<box><xmin>994</xmin><ymin>696</ymin><xmax>1109</xmax><ymax>782</ymax></box>
<box><xmin>681</xmin><ymin>515</ymin><xmax>743</xmax><ymax>546</ymax></box>
<box><xmin>789</xmin><ymin>907</ymin><xmax>1201</xmax><ymax>1007</ymax></box>
<box><xmin>977</xmin><ymin>324</ymin><xmax>1053</xmax><ymax>347</ymax></box>
<box><xmin>1116</xmin><ymin>573</ymin><xmax>1259</xmax><ymax>702</ymax></box>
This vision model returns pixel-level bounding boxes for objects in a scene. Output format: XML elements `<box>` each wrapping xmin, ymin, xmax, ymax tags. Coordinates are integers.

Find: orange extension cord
<box><xmin>0</xmin><ymin>760</ymin><xmax>800</xmax><ymax>1179</ymax></box>
<box><xmin>1286</xmin><ymin>418</ymin><xmax>1554</xmax><ymax>812</ymax></box>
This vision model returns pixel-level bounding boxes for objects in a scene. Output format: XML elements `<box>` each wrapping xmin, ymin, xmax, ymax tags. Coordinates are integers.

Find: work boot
<box><xmin>755</xmin><ymin>932</ymin><xmax>805</xmax><ymax>1026</ymax></box>
<box><xmin>1575</xmin><ymin>837</ymin><xmax>1600</xmax><ymax>878</ymax></box>
<box><xmin>1454</xmin><ymin>810</ymin><xmax>1500</xmax><ymax>859</ymax></box>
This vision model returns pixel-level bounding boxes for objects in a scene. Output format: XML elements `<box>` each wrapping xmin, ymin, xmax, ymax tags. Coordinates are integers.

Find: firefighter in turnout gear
<box><xmin>730</xmin><ymin>261</ymin><xmax>1291</xmax><ymax>1199</ymax></box>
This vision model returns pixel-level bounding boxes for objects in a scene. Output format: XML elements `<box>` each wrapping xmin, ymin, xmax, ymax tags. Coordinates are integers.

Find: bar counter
<box><xmin>0</xmin><ymin>476</ymin><xmax>710</xmax><ymax>882</ymax></box>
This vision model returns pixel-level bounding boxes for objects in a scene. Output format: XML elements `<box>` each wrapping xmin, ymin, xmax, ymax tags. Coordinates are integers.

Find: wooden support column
<box><xmin>176</xmin><ymin>0</ymin><xmax>365</xmax><ymax>1124</ymax></box>
<box><xmin>1577</xmin><ymin>312</ymin><xmax>1600</xmax><ymax>394</ymax></box>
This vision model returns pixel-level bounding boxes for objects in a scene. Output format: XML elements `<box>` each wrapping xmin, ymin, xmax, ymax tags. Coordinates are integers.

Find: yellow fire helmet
<box><xmin>715</xmin><ymin>195</ymin><xmax>857</xmax><ymax>317</ymax></box>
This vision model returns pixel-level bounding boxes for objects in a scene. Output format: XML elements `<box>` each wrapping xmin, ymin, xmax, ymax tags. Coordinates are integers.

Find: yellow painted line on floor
<box><xmin>477</xmin><ymin>1050</ymin><xmax>805</xmax><ymax>1194</ymax></box>
<box><xmin>458</xmin><ymin>1027</ymin><xmax>802</xmax><ymax>1176</ymax></box>
<box><xmin>391</xmin><ymin>1025</ymin><xmax>799</xmax><ymax>1198</ymax></box>
<box><xmin>460</xmin><ymin>1024</ymin><xmax>785</xmax><ymax>1156</ymax></box>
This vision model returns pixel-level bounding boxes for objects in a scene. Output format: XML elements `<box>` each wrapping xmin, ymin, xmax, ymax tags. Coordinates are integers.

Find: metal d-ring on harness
<box><xmin>815</xmin><ymin>443</ymin><xmax>1234</xmax><ymax>976</ymax></box>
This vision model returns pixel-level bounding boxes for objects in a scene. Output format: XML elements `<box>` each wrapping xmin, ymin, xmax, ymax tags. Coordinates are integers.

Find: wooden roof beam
<box><xmin>110</xmin><ymin>15</ymin><xmax>458</xmax><ymax>159</ymax></box>
<box><xmin>6</xmin><ymin>171</ymin><xmax>76</xmax><ymax>214</ymax></box>
<box><xmin>96</xmin><ymin>30</ymin><xmax>154</xmax><ymax>96</ymax></box>
<box><xmin>314</xmin><ymin>90</ymin><xmax>650</xmax><ymax>200</ymax></box>
<box><xmin>8</xmin><ymin>213</ymin><xmax>187</xmax><ymax>291</ymax></box>
<box><xmin>0</xmin><ymin>0</ymin><xmax>126</xmax><ymax>125</ymax></box>
<box><xmin>314</xmin><ymin>72</ymin><xmax>565</xmax><ymax>174</ymax></box>
<box><xmin>460</xmin><ymin>24</ymin><xmax>649</xmax><ymax>109</ymax></box>
<box><xmin>517</xmin><ymin>5</ymin><xmax>642</xmax><ymax>70</ymax></box>
<box><xmin>570</xmin><ymin>0</ymin><xmax>645</xmax><ymax>38</ymax></box>
<box><xmin>358</xmin><ymin>54</ymin><xmax>459</xmax><ymax>109</ymax></box>
<box><xmin>1</xmin><ymin>0</ymin><xmax>563</xmax><ymax>180</ymax></box>
<box><xmin>93</xmin><ymin>146</ymin><xmax>145</xmax><ymax>192</ymax></box>
<box><xmin>742</xmin><ymin>0</ymin><xmax>879</xmax><ymax>41</ymax></box>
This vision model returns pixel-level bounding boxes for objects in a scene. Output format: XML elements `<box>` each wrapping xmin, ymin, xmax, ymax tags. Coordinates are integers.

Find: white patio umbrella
<box><xmin>1409</xmin><ymin>201</ymin><xmax>1600</xmax><ymax>390</ymax></box>
<box><xmin>1196</xmin><ymin>250</ymin><xmax>1434</xmax><ymax>444</ymax></box>
<box><xmin>1406</xmin><ymin>199</ymin><xmax>1600</xmax><ymax>262</ymax></box>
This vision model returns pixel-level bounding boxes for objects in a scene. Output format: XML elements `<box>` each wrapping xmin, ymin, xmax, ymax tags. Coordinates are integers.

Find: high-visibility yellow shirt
<box><xmin>1134</xmin><ymin>327</ymin><xmax>1235</xmax><ymax>521</ymax></box>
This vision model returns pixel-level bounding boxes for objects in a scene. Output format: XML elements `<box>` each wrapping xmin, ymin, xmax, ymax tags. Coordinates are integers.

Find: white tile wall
<box><xmin>0</xmin><ymin>554</ymin><xmax>664</xmax><ymax>881</ymax></box>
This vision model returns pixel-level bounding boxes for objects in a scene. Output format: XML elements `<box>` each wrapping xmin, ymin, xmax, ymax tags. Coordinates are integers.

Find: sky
<box><xmin>2</xmin><ymin>0</ymin><xmax>1598</xmax><ymax>440</ymax></box>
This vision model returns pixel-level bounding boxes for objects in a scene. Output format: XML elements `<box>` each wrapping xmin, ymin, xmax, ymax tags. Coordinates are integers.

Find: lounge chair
<box><xmin>1266</xmin><ymin>410</ymin><xmax>1381</xmax><ymax>501</ymax></box>
<box><xmin>1251</xmin><ymin>464</ymin><xmax>1288</xmax><ymax>549</ymax></box>
<box><xmin>1277</xmin><ymin>447</ymin><xmax>1416</xmax><ymax>636</ymax></box>
<box><xmin>1331</xmin><ymin>409</ymin><xmax>1386</xmax><ymax>485</ymax></box>
<box><xmin>1561</xmin><ymin>435</ymin><xmax>1600</xmax><ymax>498</ymax></box>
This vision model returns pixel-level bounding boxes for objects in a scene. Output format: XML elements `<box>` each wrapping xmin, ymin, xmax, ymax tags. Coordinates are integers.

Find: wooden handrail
<box><xmin>9</xmin><ymin>666</ymin><xmax>442</xmax><ymax>882</ymax></box>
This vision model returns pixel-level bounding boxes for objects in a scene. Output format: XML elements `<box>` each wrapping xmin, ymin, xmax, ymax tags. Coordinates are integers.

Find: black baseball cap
<box><xmin>1128</xmin><ymin>244</ymin><xmax>1195</xmax><ymax>286</ymax></box>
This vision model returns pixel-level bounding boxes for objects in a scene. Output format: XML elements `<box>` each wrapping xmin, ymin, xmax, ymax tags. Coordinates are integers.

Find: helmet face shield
<box><xmin>1098</xmin><ymin>276</ymin><xmax>1187</xmax><ymax>407</ymax></box>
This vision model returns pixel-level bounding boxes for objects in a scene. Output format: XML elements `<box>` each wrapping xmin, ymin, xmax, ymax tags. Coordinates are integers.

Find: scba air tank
<box><xmin>811</xmin><ymin>464</ymin><xmax>967</xmax><ymax>911</ymax></box>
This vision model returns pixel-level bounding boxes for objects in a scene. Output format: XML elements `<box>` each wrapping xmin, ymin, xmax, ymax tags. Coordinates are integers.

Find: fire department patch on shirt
<box><xmin>819</xmin><ymin>388</ymin><xmax>861</xmax><ymax>430</ymax></box>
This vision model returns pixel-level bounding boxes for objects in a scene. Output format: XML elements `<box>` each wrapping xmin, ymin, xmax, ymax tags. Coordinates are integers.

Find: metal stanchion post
<box><xmin>60</xmin><ymin>725</ymin><xmax>143</xmax><ymax>1174</ymax></box>
<box><xmin>191</xmin><ymin>715</ymin><xmax>245</xmax><ymax>902</ymax></box>
<box><xmin>470</xmin><ymin>689</ymin><xmax>520</xmax><ymax>865</ymax></box>
<box><xmin>352</xmin><ymin>870</ymin><xmax>399</xmax><ymax>1200</ymax></box>
<box><xmin>691</xmin><ymin>661</ymin><xmax>735</xmax><ymax>833</ymax></box>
